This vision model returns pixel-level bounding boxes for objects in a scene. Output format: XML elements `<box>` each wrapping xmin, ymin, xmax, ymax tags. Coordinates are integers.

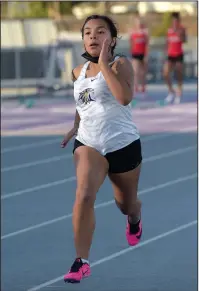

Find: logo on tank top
<box><xmin>135</xmin><ymin>38</ymin><xmax>145</xmax><ymax>44</ymax></box>
<box><xmin>168</xmin><ymin>35</ymin><xmax>180</xmax><ymax>42</ymax></box>
<box><xmin>78</xmin><ymin>88</ymin><xmax>95</xmax><ymax>105</ymax></box>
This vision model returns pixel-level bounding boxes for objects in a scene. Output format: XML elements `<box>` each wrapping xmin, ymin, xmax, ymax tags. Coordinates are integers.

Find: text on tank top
<box><xmin>130</xmin><ymin>29</ymin><xmax>148</xmax><ymax>54</ymax></box>
<box><xmin>167</xmin><ymin>27</ymin><xmax>184</xmax><ymax>57</ymax></box>
<box><xmin>73</xmin><ymin>56</ymin><xmax>139</xmax><ymax>155</ymax></box>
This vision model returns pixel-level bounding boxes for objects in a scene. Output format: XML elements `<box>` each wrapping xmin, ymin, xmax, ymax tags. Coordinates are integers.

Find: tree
<box><xmin>26</xmin><ymin>2</ymin><xmax>49</xmax><ymax>18</ymax></box>
<box><xmin>60</xmin><ymin>2</ymin><xmax>72</xmax><ymax>15</ymax></box>
<box><xmin>2</xmin><ymin>1</ymin><xmax>49</xmax><ymax>18</ymax></box>
<box><xmin>152</xmin><ymin>12</ymin><xmax>172</xmax><ymax>37</ymax></box>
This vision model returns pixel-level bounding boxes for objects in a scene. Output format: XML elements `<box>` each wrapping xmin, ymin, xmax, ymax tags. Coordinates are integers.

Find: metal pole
<box><xmin>15</xmin><ymin>49</ymin><xmax>21</xmax><ymax>97</ymax></box>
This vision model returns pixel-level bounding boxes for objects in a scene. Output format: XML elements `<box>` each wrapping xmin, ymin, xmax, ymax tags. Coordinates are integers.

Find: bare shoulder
<box><xmin>72</xmin><ymin>63</ymin><xmax>84</xmax><ymax>81</ymax></box>
<box><xmin>112</xmin><ymin>56</ymin><xmax>133</xmax><ymax>76</ymax></box>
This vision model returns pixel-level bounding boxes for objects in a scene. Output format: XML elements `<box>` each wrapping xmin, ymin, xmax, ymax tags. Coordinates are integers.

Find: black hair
<box><xmin>171</xmin><ymin>12</ymin><xmax>180</xmax><ymax>19</ymax></box>
<box><xmin>135</xmin><ymin>11</ymin><xmax>140</xmax><ymax>17</ymax></box>
<box><xmin>81</xmin><ymin>14</ymin><xmax>118</xmax><ymax>55</ymax></box>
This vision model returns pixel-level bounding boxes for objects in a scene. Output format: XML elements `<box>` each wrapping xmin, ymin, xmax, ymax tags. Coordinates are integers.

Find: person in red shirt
<box><xmin>129</xmin><ymin>15</ymin><xmax>149</xmax><ymax>97</ymax></box>
<box><xmin>163</xmin><ymin>12</ymin><xmax>187</xmax><ymax>104</ymax></box>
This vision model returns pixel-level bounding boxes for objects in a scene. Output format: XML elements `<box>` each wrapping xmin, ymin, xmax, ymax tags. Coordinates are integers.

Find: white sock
<box><xmin>81</xmin><ymin>258</ymin><xmax>89</xmax><ymax>264</ymax></box>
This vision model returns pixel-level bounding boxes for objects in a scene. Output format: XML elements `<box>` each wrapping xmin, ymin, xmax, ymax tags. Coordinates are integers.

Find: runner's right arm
<box><xmin>177</xmin><ymin>27</ymin><xmax>187</xmax><ymax>43</ymax></box>
<box><xmin>67</xmin><ymin>69</ymin><xmax>81</xmax><ymax>137</ymax></box>
<box><xmin>61</xmin><ymin>67</ymin><xmax>82</xmax><ymax>148</ymax></box>
<box><xmin>71</xmin><ymin>66</ymin><xmax>83</xmax><ymax>134</ymax></box>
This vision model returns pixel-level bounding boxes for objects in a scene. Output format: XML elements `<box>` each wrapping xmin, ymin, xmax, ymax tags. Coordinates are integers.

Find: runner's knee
<box><xmin>115</xmin><ymin>198</ymin><xmax>140</xmax><ymax>215</ymax></box>
<box><xmin>76</xmin><ymin>185</ymin><xmax>96</xmax><ymax>206</ymax></box>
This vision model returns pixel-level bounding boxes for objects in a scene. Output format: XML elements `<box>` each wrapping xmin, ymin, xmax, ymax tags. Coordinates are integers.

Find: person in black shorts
<box><xmin>60</xmin><ymin>14</ymin><xmax>143</xmax><ymax>284</ymax></box>
<box><xmin>163</xmin><ymin>12</ymin><xmax>187</xmax><ymax>104</ymax></box>
<box><xmin>129</xmin><ymin>15</ymin><xmax>149</xmax><ymax>96</ymax></box>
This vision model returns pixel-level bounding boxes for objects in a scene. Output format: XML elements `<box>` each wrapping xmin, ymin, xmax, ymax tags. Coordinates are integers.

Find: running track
<box><xmin>1</xmin><ymin>84</ymin><xmax>198</xmax><ymax>291</ymax></box>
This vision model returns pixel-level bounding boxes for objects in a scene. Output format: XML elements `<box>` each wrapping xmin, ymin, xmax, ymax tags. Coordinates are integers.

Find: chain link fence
<box><xmin>1</xmin><ymin>39</ymin><xmax>197</xmax><ymax>100</ymax></box>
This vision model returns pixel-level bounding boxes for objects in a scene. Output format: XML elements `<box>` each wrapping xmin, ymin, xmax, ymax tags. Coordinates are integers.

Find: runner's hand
<box><xmin>99</xmin><ymin>38</ymin><xmax>110</xmax><ymax>67</ymax></box>
<box><xmin>61</xmin><ymin>128</ymin><xmax>76</xmax><ymax>148</ymax></box>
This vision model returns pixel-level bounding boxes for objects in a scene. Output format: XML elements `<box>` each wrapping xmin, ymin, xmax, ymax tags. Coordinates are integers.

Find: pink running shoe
<box><xmin>126</xmin><ymin>218</ymin><xmax>142</xmax><ymax>246</ymax></box>
<box><xmin>64</xmin><ymin>258</ymin><xmax>91</xmax><ymax>283</ymax></box>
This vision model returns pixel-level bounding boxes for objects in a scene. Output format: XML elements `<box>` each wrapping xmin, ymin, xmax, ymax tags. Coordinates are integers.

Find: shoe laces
<box><xmin>70</xmin><ymin>258</ymin><xmax>83</xmax><ymax>272</ymax></box>
<box><xmin>129</xmin><ymin>220</ymin><xmax>140</xmax><ymax>234</ymax></box>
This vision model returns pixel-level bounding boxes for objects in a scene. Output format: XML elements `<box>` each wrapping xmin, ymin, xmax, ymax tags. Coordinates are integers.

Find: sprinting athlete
<box><xmin>163</xmin><ymin>12</ymin><xmax>187</xmax><ymax>104</ymax></box>
<box><xmin>61</xmin><ymin>14</ymin><xmax>143</xmax><ymax>283</ymax></box>
<box><xmin>129</xmin><ymin>15</ymin><xmax>149</xmax><ymax>97</ymax></box>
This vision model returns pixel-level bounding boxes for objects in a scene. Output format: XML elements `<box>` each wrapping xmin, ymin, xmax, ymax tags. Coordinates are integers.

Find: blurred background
<box><xmin>1</xmin><ymin>3</ymin><xmax>198</xmax><ymax>291</ymax></box>
<box><xmin>1</xmin><ymin>1</ymin><xmax>198</xmax><ymax>101</ymax></box>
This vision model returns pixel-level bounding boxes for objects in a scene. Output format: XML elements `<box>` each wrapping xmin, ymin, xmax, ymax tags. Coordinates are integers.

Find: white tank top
<box><xmin>74</xmin><ymin>56</ymin><xmax>140</xmax><ymax>155</ymax></box>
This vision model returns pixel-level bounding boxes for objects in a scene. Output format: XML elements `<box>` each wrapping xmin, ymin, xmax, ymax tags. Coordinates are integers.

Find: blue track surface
<box><xmin>1</xmin><ymin>84</ymin><xmax>198</xmax><ymax>291</ymax></box>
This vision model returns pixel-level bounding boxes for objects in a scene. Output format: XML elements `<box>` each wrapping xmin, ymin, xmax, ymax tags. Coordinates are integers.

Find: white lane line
<box><xmin>1</xmin><ymin>138</ymin><xmax>61</xmax><ymax>154</ymax></box>
<box><xmin>1</xmin><ymin>173</ymin><xmax>197</xmax><ymax>240</ymax></box>
<box><xmin>1</xmin><ymin>140</ymin><xmax>197</xmax><ymax>177</ymax></box>
<box><xmin>142</xmin><ymin>145</ymin><xmax>196</xmax><ymax>162</ymax></box>
<box><xmin>0</xmin><ymin>129</ymin><xmax>173</xmax><ymax>154</ymax></box>
<box><xmin>1</xmin><ymin>153</ymin><xmax>72</xmax><ymax>173</ymax></box>
<box><xmin>1</xmin><ymin>140</ymin><xmax>196</xmax><ymax>173</ymax></box>
<box><xmin>27</xmin><ymin>220</ymin><xmax>197</xmax><ymax>291</ymax></box>
<box><xmin>2</xmin><ymin>177</ymin><xmax>76</xmax><ymax>200</ymax></box>
<box><xmin>1</xmin><ymin>145</ymin><xmax>197</xmax><ymax>199</ymax></box>
<box><xmin>1</xmin><ymin>133</ymin><xmax>173</xmax><ymax>172</ymax></box>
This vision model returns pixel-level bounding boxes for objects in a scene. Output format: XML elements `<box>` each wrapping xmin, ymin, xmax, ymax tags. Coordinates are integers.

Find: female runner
<box><xmin>129</xmin><ymin>15</ymin><xmax>149</xmax><ymax>97</ymax></box>
<box><xmin>61</xmin><ymin>14</ymin><xmax>143</xmax><ymax>284</ymax></box>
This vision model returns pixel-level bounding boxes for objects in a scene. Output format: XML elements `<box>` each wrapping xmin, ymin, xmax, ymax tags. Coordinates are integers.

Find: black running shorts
<box><xmin>168</xmin><ymin>54</ymin><xmax>184</xmax><ymax>63</ymax></box>
<box><xmin>73</xmin><ymin>138</ymin><xmax>142</xmax><ymax>174</ymax></box>
<box><xmin>132</xmin><ymin>54</ymin><xmax>145</xmax><ymax>61</ymax></box>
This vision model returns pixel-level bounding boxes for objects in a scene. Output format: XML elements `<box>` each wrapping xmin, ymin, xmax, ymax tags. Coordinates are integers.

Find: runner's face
<box><xmin>172</xmin><ymin>18</ymin><xmax>180</xmax><ymax>29</ymax></box>
<box><xmin>135</xmin><ymin>18</ymin><xmax>142</xmax><ymax>29</ymax></box>
<box><xmin>83</xmin><ymin>19</ymin><xmax>113</xmax><ymax>57</ymax></box>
